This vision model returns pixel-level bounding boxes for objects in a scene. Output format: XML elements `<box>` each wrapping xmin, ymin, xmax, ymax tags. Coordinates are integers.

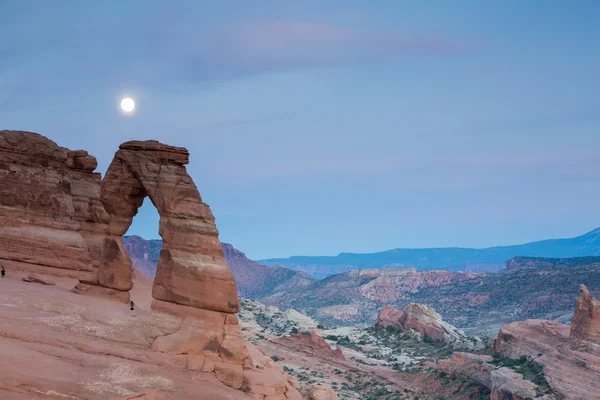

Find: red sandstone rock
<box><xmin>570</xmin><ymin>284</ymin><xmax>600</xmax><ymax>342</ymax></box>
<box><xmin>303</xmin><ymin>385</ymin><xmax>339</xmax><ymax>400</ymax></box>
<box><xmin>375</xmin><ymin>305</ymin><xmax>405</xmax><ymax>328</ymax></box>
<box><xmin>375</xmin><ymin>303</ymin><xmax>468</xmax><ymax>346</ymax></box>
<box><xmin>95</xmin><ymin>140</ymin><xmax>239</xmax><ymax>314</ymax></box>
<box><xmin>493</xmin><ymin>318</ymin><xmax>600</xmax><ymax>399</ymax></box>
<box><xmin>0</xmin><ymin>130</ymin><xmax>108</xmax><ymax>277</ymax></box>
<box><xmin>275</xmin><ymin>331</ymin><xmax>346</xmax><ymax>362</ymax></box>
<box><xmin>437</xmin><ymin>352</ymin><xmax>537</xmax><ymax>399</ymax></box>
<box><xmin>0</xmin><ymin>131</ymin><xmax>317</xmax><ymax>400</ymax></box>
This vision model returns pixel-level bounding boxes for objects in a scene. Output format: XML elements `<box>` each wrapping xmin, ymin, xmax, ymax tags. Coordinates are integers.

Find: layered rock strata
<box><xmin>89</xmin><ymin>140</ymin><xmax>239</xmax><ymax>314</ymax></box>
<box><xmin>0</xmin><ymin>130</ymin><xmax>108</xmax><ymax>277</ymax></box>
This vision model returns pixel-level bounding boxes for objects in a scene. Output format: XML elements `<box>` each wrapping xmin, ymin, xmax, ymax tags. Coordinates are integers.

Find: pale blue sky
<box><xmin>1</xmin><ymin>1</ymin><xmax>599</xmax><ymax>259</ymax></box>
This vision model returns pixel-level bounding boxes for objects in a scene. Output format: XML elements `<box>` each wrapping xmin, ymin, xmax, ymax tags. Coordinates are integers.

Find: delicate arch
<box><xmin>96</xmin><ymin>140</ymin><xmax>239</xmax><ymax>313</ymax></box>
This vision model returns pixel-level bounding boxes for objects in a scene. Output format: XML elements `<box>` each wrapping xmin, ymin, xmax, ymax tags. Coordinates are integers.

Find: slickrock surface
<box><xmin>95</xmin><ymin>140</ymin><xmax>239</xmax><ymax>314</ymax></box>
<box><xmin>275</xmin><ymin>331</ymin><xmax>346</xmax><ymax>362</ymax></box>
<box><xmin>0</xmin><ymin>270</ymin><xmax>311</xmax><ymax>399</ymax></box>
<box><xmin>375</xmin><ymin>303</ymin><xmax>483</xmax><ymax>349</ymax></box>
<box><xmin>0</xmin><ymin>130</ymin><xmax>108</xmax><ymax>278</ymax></box>
<box><xmin>570</xmin><ymin>284</ymin><xmax>600</xmax><ymax>342</ymax></box>
<box><xmin>493</xmin><ymin>319</ymin><xmax>600</xmax><ymax>399</ymax></box>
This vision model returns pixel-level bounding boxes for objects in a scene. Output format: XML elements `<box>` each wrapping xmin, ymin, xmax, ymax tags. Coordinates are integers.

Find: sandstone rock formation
<box><xmin>238</xmin><ymin>298</ymin><xmax>320</xmax><ymax>335</ymax></box>
<box><xmin>303</xmin><ymin>385</ymin><xmax>339</xmax><ymax>400</ymax></box>
<box><xmin>437</xmin><ymin>352</ymin><xmax>538</xmax><ymax>400</ymax></box>
<box><xmin>276</xmin><ymin>331</ymin><xmax>346</xmax><ymax>362</ymax></box>
<box><xmin>375</xmin><ymin>305</ymin><xmax>406</xmax><ymax>329</ymax></box>
<box><xmin>492</xmin><ymin>318</ymin><xmax>600</xmax><ymax>399</ymax></box>
<box><xmin>88</xmin><ymin>140</ymin><xmax>239</xmax><ymax>314</ymax></box>
<box><xmin>375</xmin><ymin>303</ymin><xmax>483</xmax><ymax>349</ymax></box>
<box><xmin>0</xmin><ymin>130</ymin><xmax>108</xmax><ymax>278</ymax></box>
<box><xmin>570</xmin><ymin>284</ymin><xmax>600</xmax><ymax>342</ymax></box>
<box><xmin>0</xmin><ymin>131</ymin><xmax>337</xmax><ymax>399</ymax></box>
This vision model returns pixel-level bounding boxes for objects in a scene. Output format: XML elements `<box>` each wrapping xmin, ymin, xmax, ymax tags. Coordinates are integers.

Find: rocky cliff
<box><xmin>439</xmin><ymin>283</ymin><xmax>600</xmax><ymax>399</ymax></box>
<box><xmin>0</xmin><ymin>130</ymin><xmax>108</xmax><ymax>279</ymax></box>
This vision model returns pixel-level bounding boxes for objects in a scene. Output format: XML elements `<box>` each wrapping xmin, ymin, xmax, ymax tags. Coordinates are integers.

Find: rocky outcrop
<box><xmin>238</xmin><ymin>298</ymin><xmax>319</xmax><ymax>334</ymax></box>
<box><xmin>486</xmin><ymin>285</ymin><xmax>600</xmax><ymax>399</ymax></box>
<box><xmin>0</xmin><ymin>130</ymin><xmax>108</xmax><ymax>278</ymax></box>
<box><xmin>375</xmin><ymin>305</ymin><xmax>406</xmax><ymax>328</ymax></box>
<box><xmin>91</xmin><ymin>140</ymin><xmax>239</xmax><ymax>314</ymax></box>
<box><xmin>437</xmin><ymin>353</ymin><xmax>538</xmax><ymax>400</ymax></box>
<box><xmin>375</xmin><ymin>303</ymin><xmax>483</xmax><ymax>349</ymax></box>
<box><xmin>570</xmin><ymin>284</ymin><xmax>600</xmax><ymax>342</ymax></box>
<box><xmin>303</xmin><ymin>385</ymin><xmax>339</xmax><ymax>400</ymax></box>
<box><xmin>275</xmin><ymin>331</ymin><xmax>346</xmax><ymax>362</ymax></box>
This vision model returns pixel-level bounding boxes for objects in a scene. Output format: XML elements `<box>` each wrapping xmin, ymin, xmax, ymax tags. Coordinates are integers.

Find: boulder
<box><xmin>570</xmin><ymin>284</ymin><xmax>600</xmax><ymax>342</ymax></box>
<box><xmin>303</xmin><ymin>385</ymin><xmax>339</xmax><ymax>400</ymax></box>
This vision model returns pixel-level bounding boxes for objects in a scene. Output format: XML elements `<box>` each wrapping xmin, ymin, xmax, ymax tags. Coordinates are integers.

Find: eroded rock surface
<box><xmin>375</xmin><ymin>303</ymin><xmax>483</xmax><ymax>349</ymax></box>
<box><xmin>95</xmin><ymin>140</ymin><xmax>239</xmax><ymax>314</ymax></box>
<box><xmin>492</xmin><ymin>318</ymin><xmax>600</xmax><ymax>399</ymax></box>
<box><xmin>570</xmin><ymin>284</ymin><xmax>600</xmax><ymax>342</ymax></box>
<box><xmin>275</xmin><ymin>331</ymin><xmax>346</xmax><ymax>362</ymax></box>
<box><xmin>437</xmin><ymin>353</ymin><xmax>538</xmax><ymax>400</ymax></box>
<box><xmin>0</xmin><ymin>130</ymin><xmax>108</xmax><ymax>278</ymax></box>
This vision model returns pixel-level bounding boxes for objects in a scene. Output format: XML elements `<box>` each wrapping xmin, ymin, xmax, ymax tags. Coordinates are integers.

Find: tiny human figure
<box><xmin>1</xmin><ymin>266</ymin><xmax>5</xmax><ymax>278</ymax></box>
<box><xmin>130</xmin><ymin>300</ymin><xmax>135</xmax><ymax>317</ymax></box>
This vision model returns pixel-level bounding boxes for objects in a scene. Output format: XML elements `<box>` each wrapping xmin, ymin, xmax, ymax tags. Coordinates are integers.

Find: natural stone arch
<box><xmin>95</xmin><ymin>140</ymin><xmax>239</xmax><ymax>313</ymax></box>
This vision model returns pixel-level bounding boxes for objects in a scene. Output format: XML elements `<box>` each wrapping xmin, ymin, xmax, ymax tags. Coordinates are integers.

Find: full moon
<box><xmin>120</xmin><ymin>97</ymin><xmax>135</xmax><ymax>113</ymax></box>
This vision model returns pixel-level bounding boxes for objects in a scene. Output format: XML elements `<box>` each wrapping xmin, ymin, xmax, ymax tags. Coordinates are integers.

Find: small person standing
<box><xmin>1</xmin><ymin>265</ymin><xmax>5</xmax><ymax>278</ymax></box>
<box><xmin>130</xmin><ymin>300</ymin><xmax>135</xmax><ymax>317</ymax></box>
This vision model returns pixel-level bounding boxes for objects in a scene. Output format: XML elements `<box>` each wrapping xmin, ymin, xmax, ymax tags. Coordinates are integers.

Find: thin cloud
<box><xmin>182</xmin><ymin>20</ymin><xmax>478</xmax><ymax>76</ymax></box>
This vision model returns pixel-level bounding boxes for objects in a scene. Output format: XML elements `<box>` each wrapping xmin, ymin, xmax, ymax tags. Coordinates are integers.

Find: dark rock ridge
<box><xmin>505</xmin><ymin>255</ymin><xmax>600</xmax><ymax>272</ymax></box>
<box><xmin>260</xmin><ymin>227</ymin><xmax>600</xmax><ymax>278</ymax></box>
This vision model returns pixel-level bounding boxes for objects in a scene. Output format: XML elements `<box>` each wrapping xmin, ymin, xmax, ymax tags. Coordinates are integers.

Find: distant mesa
<box><xmin>260</xmin><ymin>228</ymin><xmax>600</xmax><ymax>278</ymax></box>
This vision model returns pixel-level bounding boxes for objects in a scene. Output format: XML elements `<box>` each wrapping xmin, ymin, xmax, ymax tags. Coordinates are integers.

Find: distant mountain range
<box><xmin>259</xmin><ymin>227</ymin><xmax>600</xmax><ymax>278</ymax></box>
